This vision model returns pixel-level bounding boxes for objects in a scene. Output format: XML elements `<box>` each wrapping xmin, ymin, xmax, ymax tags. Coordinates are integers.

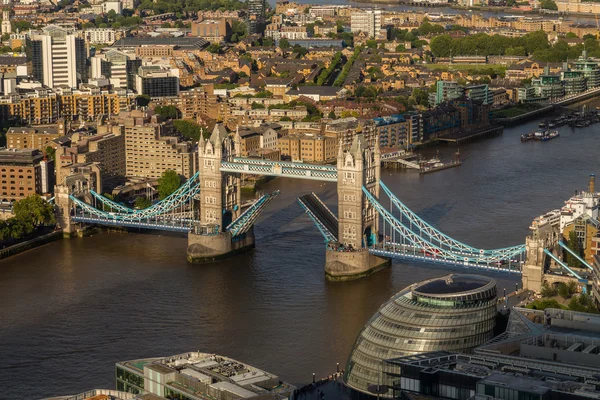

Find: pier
<box><xmin>437</xmin><ymin>125</ymin><xmax>503</xmax><ymax>145</ymax></box>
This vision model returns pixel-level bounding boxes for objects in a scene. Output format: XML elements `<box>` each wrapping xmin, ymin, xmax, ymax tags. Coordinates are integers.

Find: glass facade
<box><xmin>344</xmin><ymin>274</ymin><xmax>497</xmax><ymax>398</ymax></box>
<box><xmin>115</xmin><ymin>366</ymin><xmax>144</xmax><ymax>394</ymax></box>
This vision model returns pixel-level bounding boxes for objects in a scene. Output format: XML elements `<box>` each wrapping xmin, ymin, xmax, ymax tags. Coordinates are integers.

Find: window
<box><xmin>344</xmin><ymin>172</ymin><xmax>355</xmax><ymax>183</ymax></box>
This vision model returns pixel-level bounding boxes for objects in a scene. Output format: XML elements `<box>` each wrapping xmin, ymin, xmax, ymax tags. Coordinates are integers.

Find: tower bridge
<box><xmin>54</xmin><ymin>125</ymin><xmax>526</xmax><ymax>281</ymax></box>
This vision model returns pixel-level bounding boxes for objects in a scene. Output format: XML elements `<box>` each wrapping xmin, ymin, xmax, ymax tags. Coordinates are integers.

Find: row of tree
<box><xmin>430</xmin><ymin>31</ymin><xmax>550</xmax><ymax>58</ymax></box>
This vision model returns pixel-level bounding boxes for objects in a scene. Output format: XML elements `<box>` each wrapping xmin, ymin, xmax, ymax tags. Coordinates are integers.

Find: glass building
<box><xmin>344</xmin><ymin>274</ymin><xmax>497</xmax><ymax>398</ymax></box>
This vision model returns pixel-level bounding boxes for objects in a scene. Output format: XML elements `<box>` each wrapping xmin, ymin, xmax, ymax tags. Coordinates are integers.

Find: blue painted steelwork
<box><xmin>557</xmin><ymin>241</ymin><xmax>593</xmax><ymax>271</ymax></box>
<box><xmin>369</xmin><ymin>246</ymin><xmax>521</xmax><ymax>274</ymax></box>
<box><xmin>380</xmin><ymin>181</ymin><xmax>525</xmax><ymax>258</ymax></box>
<box><xmin>89</xmin><ymin>190</ymin><xmax>135</xmax><ymax>213</ymax></box>
<box><xmin>71</xmin><ymin>216</ymin><xmax>195</xmax><ymax>232</ymax></box>
<box><xmin>220</xmin><ymin>159</ymin><xmax>337</xmax><ymax>182</ymax></box>
<box><xmin>363</xmin><ymin>187</ymin><xmax>524</xmax><ymax>272</ymax></box>
<box><xmin>297</xmin><ymin>196</ymin><xmax>337</xmax><ymax>243</ymax></box>
<box><xmin>227</xmin><ymin>191</ymin><xmax>280</xmax><ymax>237</ymax></box>
<box><xmin>544</xmin><ymin>248</ymin><xmax>583</xmax><ymax>279</ymax></box>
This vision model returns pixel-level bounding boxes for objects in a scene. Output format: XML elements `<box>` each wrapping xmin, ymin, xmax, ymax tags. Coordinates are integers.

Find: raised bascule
<box><xmin>54</xmin><ymin>125</ymin><xmax>526</xmax><ymax>281</ymax></box>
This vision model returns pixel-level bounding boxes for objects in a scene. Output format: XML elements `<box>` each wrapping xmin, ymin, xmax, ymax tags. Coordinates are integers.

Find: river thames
<box><xmin>2</xmin><ymin>106</ymin><xmax>600</xmax><ymax>398</ymax></box>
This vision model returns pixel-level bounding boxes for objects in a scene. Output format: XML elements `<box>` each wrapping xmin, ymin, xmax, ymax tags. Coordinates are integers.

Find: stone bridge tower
<box><xmin>187</xmin><ymin>125</ymin><xmax>253</xmax><ymax>263</ymax></box>
<box><xmin>325</xmin><ymin>134</ymin><xmax>390</xmax><ymax>281</ymax></box>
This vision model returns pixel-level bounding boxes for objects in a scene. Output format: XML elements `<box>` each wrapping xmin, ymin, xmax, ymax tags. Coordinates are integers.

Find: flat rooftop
<box><xmin>414</xmin><ymin>274</ymin><xmax>494</xmax><ymax>295</ymax></box>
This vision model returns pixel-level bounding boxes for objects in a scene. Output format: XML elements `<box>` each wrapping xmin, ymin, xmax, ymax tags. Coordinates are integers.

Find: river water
<box><xmin>2</xmin><ymin>104</ymin><xmax>600</xmax><ymax>398</ymax></box>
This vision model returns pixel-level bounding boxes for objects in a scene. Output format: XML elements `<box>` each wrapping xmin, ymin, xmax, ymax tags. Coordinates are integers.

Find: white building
<box><xmin>350</xmin><ymin>8</ymin><xmax>382</xmax><ymax>39</ymax></box>
<box><xmin>30</xmin><ymin>26</ymin><xmax>88</xmax><ymax>89</ymax></box>
<box><xmin>90</xmin><ymin>49</ymin><xmax>141</xmax><ymax>89</ymax></box>
<box><xmin>84</xmin><ymin>28</ymin><xmax>119</xmax><ymax>45</ymax></box>
<box><xmin>103</xmin><ymin>0</ymin><xmax>123</xmax><ymax>14</ymax></box>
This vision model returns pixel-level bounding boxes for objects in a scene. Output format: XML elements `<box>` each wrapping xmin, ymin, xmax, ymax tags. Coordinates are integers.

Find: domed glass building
<box><xmin>344</xmin><ymin>274</ymin><xmax>497</xmax><ymax>397</ymax></box>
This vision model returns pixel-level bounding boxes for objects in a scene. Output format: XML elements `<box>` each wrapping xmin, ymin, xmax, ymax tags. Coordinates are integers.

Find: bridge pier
<box><xmin>187</xmin><ymin>227</ymin><xmax>255</xmax><ymax>263</ymax></box>
<box><xmin>325</xmin><ymin>248</ymin><xmax>391</xmax><ymax>281</ymax></box>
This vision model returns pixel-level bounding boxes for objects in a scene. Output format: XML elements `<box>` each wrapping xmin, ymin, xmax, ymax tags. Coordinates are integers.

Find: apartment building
<box><xmin>278</xmin><ymin>132</ymin><xmax>336</xmax><ymax>163</ymax></box>
<box><xmin>0</xmin><ymin>148</ymin><xmax>51</xmax><ymax>201</ymax></box>
<box><xmin>351</xmin><ymin>9</ymin><xmax>382</xmax><ymax>39</ymax></box>
<box><xmin>28</xmin><ymin>25</ymin><xmax>87</xmax><ymax>89</ymax></box>
<box><xmin>120</xmin><ymin>111</ymin><xmax>195</xmax><ymax>179</ymax></box>
<box><xmin>237</xmin><ymin>124</ymin><xmax>281</xmax><ymax>156</ymax></box>
<box><xmin>84</xmin><ymin>28</ymin><xmax>121</xmax><ymax>45</ymax></box>
<box><xmin>6</xmin><ymin>125</ymin><xmax>62</xmax><ymax>151</ymax></box>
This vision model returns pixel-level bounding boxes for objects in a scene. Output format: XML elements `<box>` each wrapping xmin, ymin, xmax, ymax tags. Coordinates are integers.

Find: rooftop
<box><xmin>414</xmin><ymin>274</ymin><xmax>495</xmax><ymax>295</ymax></box>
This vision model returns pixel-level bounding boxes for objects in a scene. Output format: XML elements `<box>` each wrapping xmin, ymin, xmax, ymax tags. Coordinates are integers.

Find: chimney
<box><xmin>590</xmin><ymin>174</ymin><xmax>595</xmax><ymax>193</ymax></box>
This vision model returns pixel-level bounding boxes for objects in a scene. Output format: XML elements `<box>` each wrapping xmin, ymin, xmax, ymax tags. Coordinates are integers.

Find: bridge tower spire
<box><xmin>187</xmin><ymin>124</ymin><xmax>254</xmax><ymax>263</ymax></box>
<box><xmin>325</xmin><ymin>135</ymin><xmax>390</xmax><ymax>280</ymax></box>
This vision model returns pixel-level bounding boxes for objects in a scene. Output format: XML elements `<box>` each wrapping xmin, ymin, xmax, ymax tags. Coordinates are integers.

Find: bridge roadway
<box><xmin>298</xmin><ymin>193</ymin><xmax>338</xmax><ymax>240</ymax></box>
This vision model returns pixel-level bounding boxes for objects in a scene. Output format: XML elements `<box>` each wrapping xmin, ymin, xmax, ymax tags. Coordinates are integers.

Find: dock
<box><xmin>380</xmin><ymin>149</ymin><xmax>420</xmax><ymax>169</ymax></box>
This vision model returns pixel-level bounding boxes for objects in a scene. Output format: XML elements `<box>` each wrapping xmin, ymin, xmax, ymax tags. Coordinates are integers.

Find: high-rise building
<box><xmin>350</xmin><ymin>9</ymin><xmax>382</xmax><ymax>39</ymax></box>
<box><xmin>27</xmin><ymin>25</ymin><xmax>88</xmax><ymax>89</ymax></box>
<box><xmin>247</xmin><ymin>0</ymin><xmax>266</xmax><ymax>34</ymax></box>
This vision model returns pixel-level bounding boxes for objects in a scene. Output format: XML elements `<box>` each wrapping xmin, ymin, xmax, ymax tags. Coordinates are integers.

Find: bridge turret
<box><xmin>326</xmin><ymin>135</ymin><xmax>390</xmax><ymax>280</ymax></box>
<box><xmin>188</xmin><ymin>124</ymin><xmax>250</xmax><ymax>263</ymax></box>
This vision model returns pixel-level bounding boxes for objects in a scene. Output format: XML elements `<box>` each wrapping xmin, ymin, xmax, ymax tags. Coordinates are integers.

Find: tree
<box><xmin>526</xmin><ymin>298</ymin><xmax>567</xmax><ymax>310</ymax></box>
<box><xmin>557</xmin><ymin>282</ymin><xmax>571</xmax><ymax>299</ymax></box>
<box><xmin>328</xmin><ymin>111</ymin><xmax>336</xmax><ymax>119</ymax></box>
<box><xmin>566</xmin><ymin>230</ymin><xmax>582</xmax><ymax>268</ymax></box>
<box><xmin>566</xmin><ymin>32</ymin><xmax>578</xmax><ymax>39</ymax></box>
<box><xmin>279</xmin><ymin>38</ymin><xmax>290</xmax><ymax>49</ymax></box>
<box><xmin>158</xmin><ymin>170</ymin><xmax>181</xmax><ymax>200</ymax></box>
<box><xmin>540</xmin><ymin>282</ymin><xmax>557</xmax><ymax>297</ymax></box>
<box><xmin>136</xmin><ymin>95</ymin><xmax>151</xmax><ymax>108</ymax></box>
<box><xmin>206</xmin><ymin>43</ymin><xmax>222</xmax><ymax>54</ymax></box>
<box><xmin>13</xmin><ymin>195</ymin><xmax>55</xmax><ymax>228</ymax></box>
<box><xmin>173</xmin><ymin>120</ymin><xmax>205</xmax><ymax>142</ymax></box>
<box><xmin>154</xmin><ymin>105</ymin><xmax>181</xmax><ymax>119</ymax></box>
<box><xmin>540</xmin><ymin>0</ymin><xmax>558</xmax><ymax>10</ymax></box>
<box><xmin>366</xmin><ymin>40</ymin><xmax>377</xmax><ymax>49</ymax></box>
<box><xmin>44</xmin><ymin>146</ymin><xmax>56</xmax><ymax>161</ymax></box>
<box><xmin>134</xmin><ymin>196</ymin><xmax>152</xmax><ymax>209</ymax></box>
<box><xmin>251</xmin><ymin>102</ymin><xmax>265</xmax><ymax>109</ymax></box>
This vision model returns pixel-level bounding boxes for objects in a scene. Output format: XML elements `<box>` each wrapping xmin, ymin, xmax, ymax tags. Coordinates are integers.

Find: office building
<box><xmin>120</xmin><ymin>111</ymin><xmax>194</xmax><ymax>179</ymax></box>
<box><xmin>134</xmin><ymin>66</ymin><xmax>180</xmax><ymax>98</ymax></box>
<box><xmin>28</xmin><ymin>25</ymin><xmax>87</xmax><ymax>89</ymax></box>
<box><xmin>571</xmin><ymin>50</ymin><xmax>600</xmax><ymax>89</ymax></box>
<box><xmin>116</xmin><ymin>351</ymin><xmax>296</xmax><ymax>399</ymax></box>
<box><xmin>350</xmin><ymin>9</ymin><xmax>382</xmax><ymax>39</ymax></box>
<box><xmin>344</xmin><ymin>274</ymin><xmax>498</xmax><ymax>397</ymax></box>
<box><xmin>0</xmin><ymin>148</ymin><xmax>53</xmax><ymax>201</ymax></box>
<box><xmin>382</xmin><ymin>307</ymin><xmax>600</xmax><ymax>399</ymax></box>
<box><xmin>247</xmin><ymin>0</ymin><xmax>266</xmax><ymax>34</ymax></box>
<box><xmin>90</xmin><ymin>49</ymin><xmax>141</xmax><ymax>89</ymax></box>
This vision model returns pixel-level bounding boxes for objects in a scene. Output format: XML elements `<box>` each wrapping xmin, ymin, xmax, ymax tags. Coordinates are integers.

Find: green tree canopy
<box><xmin>279</xmin><ymin>38</ymin><xmax>290</xmax><ymax>49</ymax></box>
<box><xmin>134</xmin><ymin>196</ymin><xmax>152</xmax><ymax>209</ymax></box>
<box><xmin>173</xmin><ymin>120</ymin><xmax>206</xmax><ymax>142</ymax></box>
<box><xmin>158</xmin><ymin>170</ymin><xmax>181</xmax><ymax>200</ymax></box>
<box><xmin>540</xmin><ymin>0</ymin><xmax>558</xmax><ymax>10</ymax></box>
<box><xmin>154</xmin><ymin>105</ymin><xmax>181</xmax><ymax>119</ymax></box>
<box><xmin>13</xmin><ymin>195</ymin><xmax>55</xmax><ymax>228</ymax></box>
<box><xmin>136</xmin><ymin>95</ymin><xmax>151</xmax><ymax>108</ymax></box>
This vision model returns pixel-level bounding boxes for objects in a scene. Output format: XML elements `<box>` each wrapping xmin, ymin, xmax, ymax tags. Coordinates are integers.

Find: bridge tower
<box><xmin>187</xmin><ymin>125</ymin><xmax>254</xmax><ymax>262</ymax></box>
<box><xmin>325</xmin><ymin>134</ymin><xmax>390</xmax><ymax>280</ymax></box>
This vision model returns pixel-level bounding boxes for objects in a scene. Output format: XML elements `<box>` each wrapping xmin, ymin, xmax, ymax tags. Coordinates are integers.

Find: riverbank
<box><xmin>0</xmin><ymin>229</ymin><xmax>63</xmax><ymax>260</ymax></box>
